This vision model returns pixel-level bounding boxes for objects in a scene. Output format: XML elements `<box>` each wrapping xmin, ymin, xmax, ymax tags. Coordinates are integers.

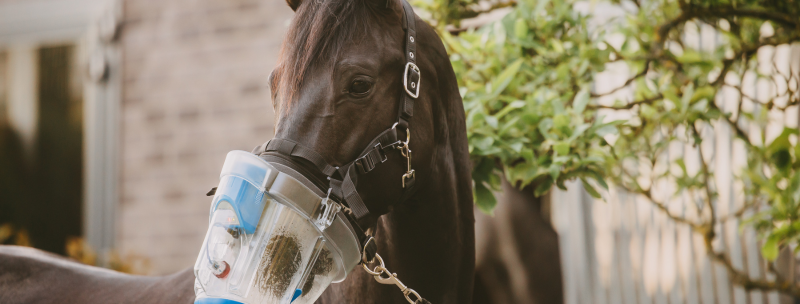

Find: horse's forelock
<box><xmin>274</xmin><ymin>0</ymin><xmax>391</xmax><ymax>114</ymax></box>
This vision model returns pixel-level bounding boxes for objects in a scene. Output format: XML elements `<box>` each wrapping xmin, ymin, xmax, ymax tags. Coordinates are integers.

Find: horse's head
<box><xmin>265</xmin><ymin>3</ymin><xmax>474</xmax><ymax>301</ymax></box>
<box><xmin>270</xmin><ymin>0</ymin><xmax>440</xmax><ymax>226</ymax></box>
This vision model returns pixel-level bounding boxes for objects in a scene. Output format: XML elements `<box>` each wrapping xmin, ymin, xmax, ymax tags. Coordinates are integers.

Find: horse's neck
<box><xmin>365</xmin><ymin>141</ymin><xmax>474</xmax><ymax>303</ymax></box>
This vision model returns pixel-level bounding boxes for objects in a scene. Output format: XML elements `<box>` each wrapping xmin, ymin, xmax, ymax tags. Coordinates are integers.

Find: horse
<box><xmin>0</xmin><ymin>246</ymin><xmax>194</xmax><ymax>303</ymax></box>
<box><xmin>0</xmin><ymin>0</ymin><xmax>475</xmax><ymax>303</ymax></box>
<box><xmin>472</xmin><ymin>180</ymin><xmax>564</xmax><ymax>304</ymax></box>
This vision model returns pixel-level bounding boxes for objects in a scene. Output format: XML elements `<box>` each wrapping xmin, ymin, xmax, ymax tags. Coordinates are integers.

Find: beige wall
<box><xmin>118</xmin><ymin>0</ymin><xmax>293</xmax><ymax>275</ymax></box>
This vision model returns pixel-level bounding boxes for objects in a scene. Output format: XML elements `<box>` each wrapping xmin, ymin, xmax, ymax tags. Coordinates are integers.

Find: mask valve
<box><xmin>210</xmin><ymin>260</ymin><xmax>230</xmax><ymax>279</ymax></box>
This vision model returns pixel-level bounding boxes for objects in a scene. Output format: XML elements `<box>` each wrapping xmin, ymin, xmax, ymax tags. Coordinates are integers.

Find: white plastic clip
<box><xmin>314</xmin><ymin>189</ymin><xmax>341</xmax><ymax>231</ymax></box>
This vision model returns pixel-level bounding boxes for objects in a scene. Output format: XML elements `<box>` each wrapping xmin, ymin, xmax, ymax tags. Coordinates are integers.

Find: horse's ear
<box><xmin>286</xmin><ymin>0</ymin><xmax>300</xmax><ymax>11</ymax></box>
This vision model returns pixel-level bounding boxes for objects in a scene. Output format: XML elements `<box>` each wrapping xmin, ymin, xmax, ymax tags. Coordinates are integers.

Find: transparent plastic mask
<box><xmin>195</xmin><ymin>196</ymin><xmax>334</xmax><ymax>303</ymax></box>
<box><xmin>194</xmin><ymin>151</ymin><xmax>348</xmax><ymax>304</ymax></box>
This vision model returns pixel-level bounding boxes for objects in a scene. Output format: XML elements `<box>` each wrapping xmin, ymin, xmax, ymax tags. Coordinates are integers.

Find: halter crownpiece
<box><xmin>192</xmin><ymin>1</ymin><xmax>430</xmax><ymax>303</ymax></box>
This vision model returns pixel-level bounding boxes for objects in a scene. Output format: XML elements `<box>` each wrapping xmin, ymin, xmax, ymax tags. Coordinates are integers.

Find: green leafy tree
<box><xmin>417</xmin><ymin>0</ymin><xmax>800</xmax><ymax>296</ymax></box>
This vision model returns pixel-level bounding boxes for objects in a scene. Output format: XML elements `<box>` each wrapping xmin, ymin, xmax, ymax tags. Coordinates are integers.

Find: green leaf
<box><xmin>549</xmin><ymin>164</ymin><xmax>561</xmax><ymax>180</ymax></box>
<box><xmin>587</xmin><ymin>170</ymin><xmax>609</xmax><ymax>190</ymax></box>
<box><xmin>768</xmin><ymin>127</ymin><xmax>798</xmax><ymax>154</ymax></box>
<box><xmin>554</xmin><ymin>141</ymin><xmax>571</xmax><ymax>155</ymax></box>
<box><xmin>594</xmin><ymin>124</ymin><xmax>619</xmax><ymax>137</ymax></box>
<box><xmin>568</xmin><ymin>123</ymin><xmax>591</xmax><ymax>142</ymax></box>
<box><xmin>495</xmin><ymin>100</ymin><xmax>526</xmax><ymax>119</ymax></box>
<box><xmin>534</xmin><ymin>178</ymin><xmax>554</xmax><ymax>197</ymax></box>
<box><xmin>514</xmin><ymin>18</ymin><xmax>528</xmax><ymax>40</ymax></box>
<box><xmin>486</xmin><ymin>115</ymin><xmax>499</xmax><ymax>129</ymax></box>
<box><xmin>553</xmin><ymin>114</ymin><xmax>570</xmax><ymax>130</ymax></box>
<box><xmin>772</xmin><ymin>149</ymin><xmax>791</xmax><ymax>170</ymax></box>
<box><xmin>762</xmin><ymin>234</ymin><xmax>780</xmax><ymax>261</ymax></box>
<box><xmin>509</xmin><ymin>142</ymin><xmax>524</xmax><ymax>153</ymax></box>
<box><xmin>677</xmin><ymin>49</ymin><xmax>702</xmax><ymax>63</ymax></box>
<box><xmin>581</xmin><ymin>177</ymin><xmax>602</xmax><ymax>199</ymax></box>
<box><xmin>491</xmin><ymin>59</ymin><xmax>523</xmax><ymax>95</ymax></box>
<box><xmin>551</xmin><ymin>40</ymin><xmax>564</xmax><ymax>53</ymax></box>
<box><xmin>691</xmin><ymin>86</ymin><xmax>716</xmax><ymax>103</ymax></box>
<box><xmin>680</xmin><ymin>83</ymin><xmax>694</xmax><ymax>113</ymax></box>
<box><xmin>572</xmin><ymin>89</ymin><xmax>591</xmax><ymax>113</ymax></box>
<box><xmin>473</xmin><ymin>136</ymin><xmax>495</xmax><ymax>152</ymax></box>
<box><xmin>474</xmin><ymin>182</ymin><xmax>497</xmax><ymax>215</ymax></box>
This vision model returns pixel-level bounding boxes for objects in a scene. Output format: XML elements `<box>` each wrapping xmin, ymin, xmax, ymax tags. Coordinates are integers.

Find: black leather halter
<box><xmin>252</xmin><ymin>0</ymin><xmax>421</xmax><ymax>264</ymax></box>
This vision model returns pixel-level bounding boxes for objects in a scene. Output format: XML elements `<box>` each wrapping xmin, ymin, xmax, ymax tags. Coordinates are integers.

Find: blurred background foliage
<box><xmin>416</xmin><ymin>0</ymin><xmax>800</xmax><ymax>296</ymax></box>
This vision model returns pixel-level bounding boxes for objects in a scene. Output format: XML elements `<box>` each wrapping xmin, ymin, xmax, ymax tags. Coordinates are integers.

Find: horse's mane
<box><xmin>273</xmin><ymin>0</ymin><xmax>389</xmax><ymax>112</ymax></box>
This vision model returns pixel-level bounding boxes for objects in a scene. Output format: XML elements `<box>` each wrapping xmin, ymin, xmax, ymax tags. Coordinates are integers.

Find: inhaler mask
<box><xmin>193</xmin><ymin>151</ymin><xmax>361</xmax><ymax>304</ymax></box>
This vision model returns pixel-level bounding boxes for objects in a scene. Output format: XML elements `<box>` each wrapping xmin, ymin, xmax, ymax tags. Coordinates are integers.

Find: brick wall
<box><xmin>118</xmin><ymin>0</ymin><xmax>292</xmax><ymax>275</ymax></box>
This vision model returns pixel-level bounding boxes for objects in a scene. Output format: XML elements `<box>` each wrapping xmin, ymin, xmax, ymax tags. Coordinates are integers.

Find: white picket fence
<box><xmin>550</xmin><ymin>8</ymin><xmax>800</xmax><ymax>303</ymax></box>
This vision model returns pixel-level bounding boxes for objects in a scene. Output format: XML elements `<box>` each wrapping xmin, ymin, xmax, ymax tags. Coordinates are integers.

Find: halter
<box><xmin>251</xmin><ymin>2</ymin><xmax>430</xmax><ymax>303</ymax></box>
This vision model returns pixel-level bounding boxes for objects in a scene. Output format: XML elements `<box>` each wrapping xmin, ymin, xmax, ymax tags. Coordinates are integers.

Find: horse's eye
<box><xmin>350</xmin><ymin>80</ymin><xmax>372</xmax><ymax>95</ymax></box>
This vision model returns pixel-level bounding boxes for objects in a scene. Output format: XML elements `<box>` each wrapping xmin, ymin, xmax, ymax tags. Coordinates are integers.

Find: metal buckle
<box><xmin>403</xmin><ymin>62</ymin><xmax>420</xmax><ymax>99</ymax></box>
<box><xmin>356</xmin><ymin>144</ymin><xmax>388</xmax><ymax>174</ymax></box>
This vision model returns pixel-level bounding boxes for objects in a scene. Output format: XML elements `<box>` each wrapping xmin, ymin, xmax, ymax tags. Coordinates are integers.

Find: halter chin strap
<box><xmin>252</xmin><ymin>0</ymin><xmax>420</xmax><ymax>259</ymax></box>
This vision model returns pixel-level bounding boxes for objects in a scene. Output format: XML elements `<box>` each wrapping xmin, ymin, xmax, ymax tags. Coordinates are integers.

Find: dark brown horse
<box><xmin>472</xmin><ymin>180</ymin><xmax>564</xmax><ymax>304</ymax></box>
<box><xmin>0</xmin><ymin>0</ymin><xmax>475</xmax><ymax>303</ymax></box>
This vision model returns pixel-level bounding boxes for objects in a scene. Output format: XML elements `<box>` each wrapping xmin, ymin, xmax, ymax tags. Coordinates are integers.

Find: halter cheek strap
<box><xmin>398</xmin><ymin>0</ymin><xmax>418</xmax><ymax>130</ymax></box>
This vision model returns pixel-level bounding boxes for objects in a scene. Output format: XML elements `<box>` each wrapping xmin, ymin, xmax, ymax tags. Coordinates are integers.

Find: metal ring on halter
<box><xmin>392</xmin><ymin>123</ymin><xmax>411</xmax><ymax>146</ymax></box>
<box><xmin>361</xmin><ymin>236</ymin><xmax>377</xmax><ymax>264</ymax></box>
<box><xmin>362</xmin><ymin>253</ymin><xmax>385</xmax><ymax>276</ymax></box>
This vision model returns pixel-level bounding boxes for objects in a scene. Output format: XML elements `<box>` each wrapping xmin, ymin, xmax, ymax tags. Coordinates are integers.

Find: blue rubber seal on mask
<box><xmin>210</xmin><ymin>151</ymin><xmax>273</xmax><ymax>234</ymax></box>
<box><xmin>194</xmin><ymin>297</ymin><xmax>245</xmax><ymax>304</ymax></box>
<box><xmin>212</xmin><ymin>175</ymin><xmax>265</xmax><ymax>234</ymax></box>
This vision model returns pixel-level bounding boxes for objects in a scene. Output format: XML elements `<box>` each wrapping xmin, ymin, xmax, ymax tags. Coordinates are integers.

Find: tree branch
<box><xmin>706</xmin><ymin>239</ymin><xmax>800</xmax><ymax>297</ymax></box>
<box><xmin>591</xmin><ymin>60</ymin><xmax>652</xmax><ymax>98</ymax></box>
<box><xmin>696</xmin><ymin>7</ymin><xmax>799</xmax><ymax>28</ymax></box>
<box><xmin>690</xmin><ymin>124</ymin><xmax>716</xmax><ymax>228</ymax></box>
<box><xmin>587</xmin><ymin>93</ymin><xmax>663</xmax><ymax>110</ymax></box>
<box><xmin>458</xmin><ymin>1</ymin><xmax>516</xmax><ymax>19</ymax></box>
<box><xmin>616</xmin><ymin>179</ymin><xmax>706</xmax><ymax>230</ymax></box>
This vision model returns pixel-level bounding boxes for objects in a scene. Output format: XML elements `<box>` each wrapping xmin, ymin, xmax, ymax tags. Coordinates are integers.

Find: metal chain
<box><xmin>362</xmin><ymin>253</ymin><xmax>425</xmax><ymax>304</ymax></box>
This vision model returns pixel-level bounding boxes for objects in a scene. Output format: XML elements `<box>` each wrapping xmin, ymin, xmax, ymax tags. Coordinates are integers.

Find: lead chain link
<box><xmin>362</xmin><ymin>253</ymin><xmax>425</xmax><ymax>304</ymax></box>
